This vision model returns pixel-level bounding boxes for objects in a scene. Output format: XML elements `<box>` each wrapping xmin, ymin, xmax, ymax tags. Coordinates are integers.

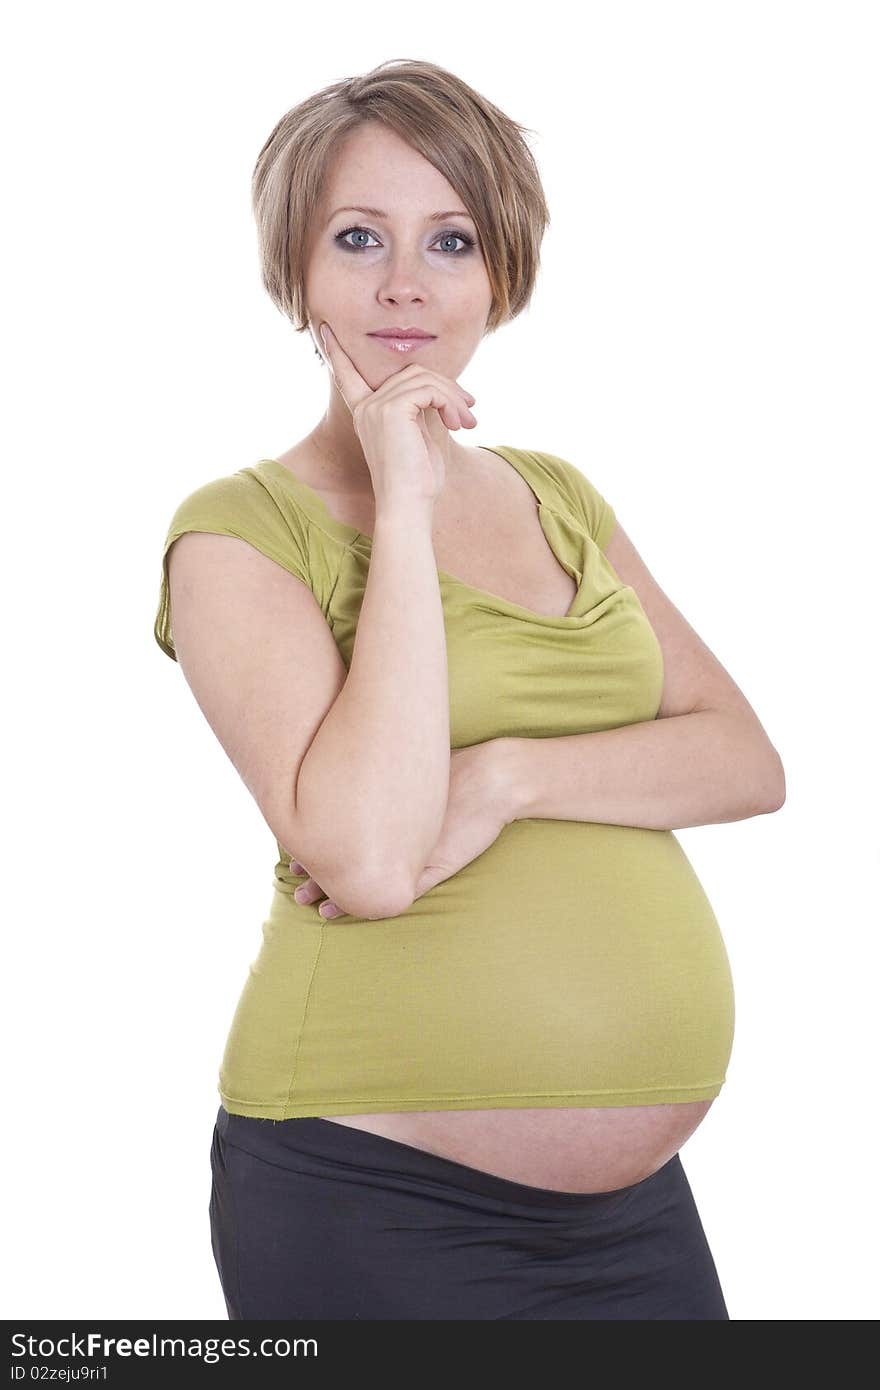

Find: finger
<box><xmin>388</xmin><ymin>372</ymin><xmax>476</xmax><ymax>421</ymax></box>
<box><xmin>293</xmin><ymin>877</ymin><xmax>323</xmax><ymax>904</ymax></box>
<box><xmin>413</xmin><ymin>863</ymin><xmax>452</xmax><ymax>897</ymax></box>
<box><xmin>318</xmin><ymin>322</ymin><xmax>373</xmax><ymax>412</ymax></box>
<box><xmin>380</xmin><ymin>376</ymin><xmax>476</xmax><ymax>433</ymax></box>
<box><xmin>289</xmin><ymin>859</ymin><xmax>305</xmax><ymax>874</ymax></box>
<box><xmin>443</xmin><ymin>401</ymin><xmax>478</xmax><ymax>431</ymax></box>
<box><xmin>443</xmin><ymin>399</ymin><xmax>477</xmax><ymax>431</ymax></box>
<box><xmin>318</xmin><ymin>900</ymin><xmax>343</xmax><ymax>918</ymax></box>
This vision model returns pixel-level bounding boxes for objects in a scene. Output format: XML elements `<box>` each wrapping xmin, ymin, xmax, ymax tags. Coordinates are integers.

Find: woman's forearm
<box><xmin>295</xmin><ymin>506</ymin><xmax>450</xmax><ymax>914</ymax></box>
<box><xmin>493</xmin><ymin>710</ymin><xmax>786</xmax><ymax>831</ymax></box>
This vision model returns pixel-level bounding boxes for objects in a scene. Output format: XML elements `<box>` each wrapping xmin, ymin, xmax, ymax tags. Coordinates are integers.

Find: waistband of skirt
<box><xmin>214</xmin><ymin>1104</ymin><xmax>679</xmax><ymax>1213</ymax></box>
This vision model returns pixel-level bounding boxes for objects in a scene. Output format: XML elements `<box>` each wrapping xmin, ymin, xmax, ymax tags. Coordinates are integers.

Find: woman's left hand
<box><xmin>288</xmin><ymin>740</ymin><xmax>516</xmax><ymax>918</ymax></box>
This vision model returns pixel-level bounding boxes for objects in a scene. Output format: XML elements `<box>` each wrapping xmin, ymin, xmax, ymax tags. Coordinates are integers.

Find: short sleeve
<box><xmin>153</xmin><ymin>468</ymin><xmax>312</xmax><ymax>662</ymax></box>
<box><xmin>534</xmin><ymin>450</ymin><xmax>617</xmax><ymax>553</ymax></box>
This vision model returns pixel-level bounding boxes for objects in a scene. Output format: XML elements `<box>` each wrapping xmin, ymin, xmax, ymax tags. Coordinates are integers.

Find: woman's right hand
<box><xmin>316</xmin><ymin>321</ymin><xmax>477</xmax><ymax>508</ymax></box>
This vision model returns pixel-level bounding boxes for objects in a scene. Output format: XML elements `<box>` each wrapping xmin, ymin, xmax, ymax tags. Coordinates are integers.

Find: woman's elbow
<box><xmin>332</xmin><ymin>866</ymin><xmax>415</xmax><ymax>922</ymax></box>
<box><xmin>762</xmin><ymin>751</ymin><xmax>786</xmax><ymax>812</ymax></box>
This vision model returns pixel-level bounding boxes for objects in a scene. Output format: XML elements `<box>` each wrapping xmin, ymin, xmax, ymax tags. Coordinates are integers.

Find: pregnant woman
<box><xmin>154</xmin><ymin>60</ymin><xmax>785</xmax><ymax>1320</ymax></box>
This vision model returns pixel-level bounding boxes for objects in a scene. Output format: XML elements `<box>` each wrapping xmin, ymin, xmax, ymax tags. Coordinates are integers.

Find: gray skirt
<box><xmin>209</xmin><ymin>1103</ymin><xmax>729</xmax><ymax>1320</ymax></box>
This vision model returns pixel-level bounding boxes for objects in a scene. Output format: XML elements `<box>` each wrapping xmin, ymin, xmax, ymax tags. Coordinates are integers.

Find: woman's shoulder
<box><xmin>156</xmin><ymin>460</ymin><xmax>317</xmax><ymax>597</ymax></box>
<box><xmin>478</xmin><ymin>443</ymin><xmax>617</xmax><ymax>551</ymax></box>
<box><xmin>159</xmin><ymin>463</ymin><xmax>301</xmax><ymax>547</ymax></box>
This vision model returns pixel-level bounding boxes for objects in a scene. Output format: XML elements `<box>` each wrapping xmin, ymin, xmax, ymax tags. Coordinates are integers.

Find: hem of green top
<box><xmin>217</xmin><ymin>1080</ymin><xmax>726</xmax><ymax>1119</ymax></box>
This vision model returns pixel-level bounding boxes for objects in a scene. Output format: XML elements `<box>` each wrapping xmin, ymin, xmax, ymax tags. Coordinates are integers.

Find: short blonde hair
<box><xmin>251</xmin><ymin>58</ymin><xmax>550</xmax><ymax>337</ymax></box>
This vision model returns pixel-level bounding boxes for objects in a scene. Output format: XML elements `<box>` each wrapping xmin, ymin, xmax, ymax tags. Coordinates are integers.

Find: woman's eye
<box><xmin>334</xmin><ymin>225</ymin><xmax>474</xmax><ymax>256</ymax></box>
<box><xmin>437</xmin><ymin>232</ymin><xmax>472</xmax><ymax>254</ymax></box>
<box><xmin>338</xmin><ymin>227</ymin><xmax>379</xmax><ymax>251</ymax></box>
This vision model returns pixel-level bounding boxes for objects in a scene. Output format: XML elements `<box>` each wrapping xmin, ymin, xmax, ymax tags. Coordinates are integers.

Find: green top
<box><xmin>154</xmin><ymin>445</ymin><xmax>734</xmax><ymax>1118</ymax></box>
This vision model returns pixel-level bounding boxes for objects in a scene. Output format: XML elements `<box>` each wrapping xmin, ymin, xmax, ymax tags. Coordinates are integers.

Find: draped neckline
<box><xmin>253</xmin><ymin>445</ymin><xmax>605</xmax><ymax>627</ymax></box>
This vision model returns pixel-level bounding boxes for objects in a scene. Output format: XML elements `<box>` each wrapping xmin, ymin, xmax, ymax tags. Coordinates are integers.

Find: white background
<box><xmin>4</xmin><ymin>0</ymin><xmax>877</xmax><ymax>1322</ymax></box>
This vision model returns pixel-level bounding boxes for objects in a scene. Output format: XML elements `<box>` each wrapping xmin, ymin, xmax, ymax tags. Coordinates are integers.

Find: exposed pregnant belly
<box><xmin>220</xmin><ymin>820</ymin><xmax>735</xmax><ymax>1193</ymax></box>
<box><xmin>321</xmin><ymin>1101</ymin><xmax>716</xmax><ymax>1193</ymax></box>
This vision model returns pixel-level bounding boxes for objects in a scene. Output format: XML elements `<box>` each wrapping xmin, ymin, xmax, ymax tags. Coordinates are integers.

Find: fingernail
<box><xmin>294</xmin><ymin>887</ymin><xmax>307</xmax><ymax>902</ymax></box>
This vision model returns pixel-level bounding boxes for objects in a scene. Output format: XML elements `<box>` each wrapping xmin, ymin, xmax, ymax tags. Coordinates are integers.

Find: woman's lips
<box><xmin>367</xmin><ymin>334</ymin><xmax>436</xmax><ymax>354</ymax></box>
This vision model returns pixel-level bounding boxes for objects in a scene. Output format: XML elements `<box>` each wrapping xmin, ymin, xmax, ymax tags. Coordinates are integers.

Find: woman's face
<box><xmin>304</xmin><ymin>122</ymin><xmax>493</xmax><ymax>391</ymax></box>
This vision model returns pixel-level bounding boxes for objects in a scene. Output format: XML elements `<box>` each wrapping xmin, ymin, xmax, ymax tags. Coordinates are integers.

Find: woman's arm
<box><xmin>490</xmin><ymin>713</ymin><xmax>784</xmax><ymax>831</ymax></box>
<box><xmin>491</xmin><ymin>513</ymin><xmax>785</xmax><ymax>829</ymax></box>
<box><xmin>294</xmin><ymin>504</ymin><xmax>451</xmax><ymax>915</ymax></box>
